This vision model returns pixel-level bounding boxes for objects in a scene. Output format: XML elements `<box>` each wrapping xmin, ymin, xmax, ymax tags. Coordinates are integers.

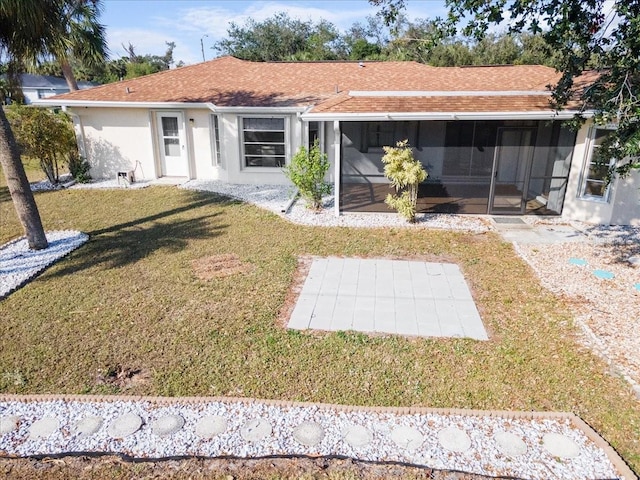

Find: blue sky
<box><xmin>101</xmin><ymin>0</ymin><xmax>449</xmax><ymax>64</ymax></box>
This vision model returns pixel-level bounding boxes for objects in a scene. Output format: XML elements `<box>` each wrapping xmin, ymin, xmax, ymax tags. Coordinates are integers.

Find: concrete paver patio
<box><xmin>288</xmin><ymin>258</ymin><xmax>488</xmax><ymax>340</ymax></box>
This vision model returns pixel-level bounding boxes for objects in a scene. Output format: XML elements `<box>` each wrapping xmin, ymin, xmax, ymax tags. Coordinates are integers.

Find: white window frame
<box><xmin>240</xmin><ymin>116</ymin><xmax>288</xmax><ymax>170</ymax></box>
<box><xmin>307</xmin><ymin>121</ymin><xmax>325</xmax><ymax>151</ymax></box>
<box><xmin>579</xmin><ymin>126</ymin><xmax>616</xmax><ymax>202</ymax></box>
<box><xmin>210</xmin><ymin>114</ymin><xmax>222</xmax><ymax>167</ymax></box>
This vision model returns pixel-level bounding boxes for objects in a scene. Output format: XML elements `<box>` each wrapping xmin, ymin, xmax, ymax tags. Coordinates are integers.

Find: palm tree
<box><xmin>0</xmin><ymin>0</ymin><xmax>66</xmax><ymax>249</ymax></box>
<box><xmin>54</xmin><ymin>0</ymin><xmax>108</xmax><ymax>91</ymax></box>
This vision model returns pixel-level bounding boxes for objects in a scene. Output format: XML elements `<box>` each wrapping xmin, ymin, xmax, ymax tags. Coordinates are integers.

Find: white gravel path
<box><xmin>0</xmin><ymin>231</ymin><xmax>88</xmax><ymax>299</ymax></box>
<box><xmin>0</xmin><ymin>398</ymin><xmax>627</xmax><ymax>480</ymax></box>
<box><xmin>515</xmin><ymin>225</ymin><xmax>640</xmax><ymax>397</ymax></box>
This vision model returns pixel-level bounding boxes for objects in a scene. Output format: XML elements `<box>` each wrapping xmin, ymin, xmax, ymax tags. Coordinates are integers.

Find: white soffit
<box><xmin>301</xmin><ymin>111</ymin><xmax>591</xmax><ymax>121</ymax></box>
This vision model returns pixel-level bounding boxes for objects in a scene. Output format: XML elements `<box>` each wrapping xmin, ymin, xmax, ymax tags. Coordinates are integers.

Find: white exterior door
<box><xmin>156</xmin><ymin>112</ymin><xmax>188</xmax><ymax>177</ymax></box>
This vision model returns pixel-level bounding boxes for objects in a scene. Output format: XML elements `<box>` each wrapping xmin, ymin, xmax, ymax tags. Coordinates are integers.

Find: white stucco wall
<box><xmin>609</xmin><ymin>170</ymin><xmax>640</xmax><ymax>225</ymax></box>
<box><xmin>562</xmin><ymin>121</ymin><xmax>640</xmax><ymax>225</ymax></box>
<box><xmin>69</xmin><ymin>106</ymin><xmax>311</xmax><ymax>184</ymax></box>
<box><xmin>184</xmin><ymin>109</ymin><xmax>219</xmax><ymax>181</ymax></box>
<box><xmin>70</xmin><ymin>107</ymin><xmax>156</xmax><ymax>180</ymax></box>
<box><xmin>219</xmin><ymin>112</ymin><xmax>302</xmax><ymax>185</ymax></box>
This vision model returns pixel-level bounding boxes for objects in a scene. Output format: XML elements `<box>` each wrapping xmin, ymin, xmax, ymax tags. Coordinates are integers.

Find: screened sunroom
<box><xmin>338</xmin><ymin>119</ymin><xmax>577</xmax><ymax>216</ymax></box>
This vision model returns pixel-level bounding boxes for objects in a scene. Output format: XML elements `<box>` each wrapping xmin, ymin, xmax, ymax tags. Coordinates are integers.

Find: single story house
<box><xmin>4</xmin><ymin>73</ymin><xmax>95</xmax><ymax>104</ymax></box>
<box><xmin>38</xmin><ymin>56</ymin><xmax>639</xmax><ymax>225</ymax></box>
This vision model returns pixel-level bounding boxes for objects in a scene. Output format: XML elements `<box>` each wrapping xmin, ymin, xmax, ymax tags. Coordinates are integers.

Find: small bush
<box><xmin>381</xmin><ymin>140</ymin><xmax>428</xmax><ymax>223</ymax></box>
<box><xmin>68</xmin><ymin>152</ymin><xmax>92</xmax><ymax>183</ymax></box>
<box><xmin>283</xmin><ymin>139</ymin><xmax>331</xmax><ymax>210</ymax></box>
<box><xmin>6</xmin><ymin>105</ymin><xmax>78</xmax><ymax>184</ymax></box>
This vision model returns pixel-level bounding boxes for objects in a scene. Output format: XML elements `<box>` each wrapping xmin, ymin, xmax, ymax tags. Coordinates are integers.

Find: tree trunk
<box><xmin>0</xmin><ymin>107</ymin><xmax>48</xmax><ymax>250</ymax></box>
<box><xmin>60</xmin><ymin>59</ymin><xmax>79</xmax><ymax>91</ymax></box>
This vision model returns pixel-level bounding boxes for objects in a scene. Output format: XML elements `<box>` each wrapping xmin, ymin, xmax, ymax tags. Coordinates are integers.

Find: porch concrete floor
<box><xmin>287</xmin><ymin>258</ymin><xmax>488</xmax><ymax>340</ymax></box>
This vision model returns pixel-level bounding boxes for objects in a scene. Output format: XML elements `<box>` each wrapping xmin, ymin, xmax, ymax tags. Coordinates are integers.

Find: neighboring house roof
<box><xmin>16</xmin><ymin>73</ymin><xmax>95</xmax><ymax>90</ymax></box>
<box><xmin>47</xmin><ymin>56</ymin><xmax>567</xmax><ymax>114</ymax></box>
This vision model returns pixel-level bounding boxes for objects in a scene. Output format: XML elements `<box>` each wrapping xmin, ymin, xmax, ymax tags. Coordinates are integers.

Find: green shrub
<box><xmin>6</xmin><ymin>105</ymin><xmax>78</xmax><ymax>184</ymax></box>
<box><xmin>68</xmin><ymin>152</ymin><xmax>92</xmax><ymax>183</ymax></box>
<box><xmin>283</xmin><ymin>139</ymin><xmax>331</xmax><ymax>210</ymax></box>
<box><xmin>381</xmin><ymin>140</ymin><xmax>428</xmax><ymax>223</ymax></box>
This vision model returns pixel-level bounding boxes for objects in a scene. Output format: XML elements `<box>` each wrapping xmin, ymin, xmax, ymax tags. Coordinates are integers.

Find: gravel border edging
<box><xmin>0</xmin><ymin>394</ymin><xmax>635</xmax><ymax>479</ymax></box>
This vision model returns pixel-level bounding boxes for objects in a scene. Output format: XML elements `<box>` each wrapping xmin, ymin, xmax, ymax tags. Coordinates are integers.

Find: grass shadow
<box><xmin>48</xmin><ymin>196</ymin><xmax>228</xmax><ymax>277</ymax></box>
<box><xmin>0</xmin><ymin>185</ymin><xmax>10</xmax><ymax>205</ymax></box>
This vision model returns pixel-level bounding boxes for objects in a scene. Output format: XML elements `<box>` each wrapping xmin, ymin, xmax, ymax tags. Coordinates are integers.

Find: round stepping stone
<box><xmin>29</xmin><ymin>416</ymin><xmax>59</xmax><ymax>439</ymax></box>
<box><xmin>74</xmin><ymin>416</ymin><xmax>103</xmax><ymax>438</ymax></box>
<box><xmin>240</xmin><ymin>418</ymin><xmax>272</xmax><ymax>442</ymax></box>
<box><xmin>343</xmin><ymin>424</ymin><xmax>373</xmax><ymax>448</ymax></box>
<box><xmin>390</xmin><ymin>426</ymin><xmax>424</xmax><ymax>451</ymax></box>
<box><xmin>195</xmin><ymin>415</ymin><xmax>227</xmax><ymax>438</ymax></box>
<box><xmin>0</xmin><ymin>416</ymin><xmax>20</xmax><ymax>434</ymax></box>
<box><xmin>107</xmin><ymin>413</ymin><xmax>143</xmax><ymax>439</ymax></box>
<box><xmin>543</xmin><ymin>433</ymin><xmax>580</xmax><ymax>458</ymax></box>
<box><xmin>438</xmin><ymin>426</ymin><xmax>471</xmax><ymax>452</ymax></box>
<box><xmin>151</xmin><ymin>414</ymin><xmax>184</xmax><ymax>437</ymax></box>
<box><xmin>494</xmin><ymin>431</ymin><xmax>527</xmax><ymax>456</ymax></box>
<box><xmin>628</xmin><ymin>256</ymin><xmax>640</xmax><ymax>267</ymax></box>
<box><xmin>593</xmin><ymin>269</ymin><xmax>614</xmax><ymax>280</ymax></box>
<box><xmin>292</xmin><ymin>422</ymin><xmax>324</xmax><ymax>447</ymax></box>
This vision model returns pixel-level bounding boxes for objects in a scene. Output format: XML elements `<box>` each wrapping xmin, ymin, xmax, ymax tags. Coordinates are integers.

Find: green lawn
<box><xmin>1</xmin><ymin>174</ymin><xmax>639</xmax><ymax>474</ymax></box>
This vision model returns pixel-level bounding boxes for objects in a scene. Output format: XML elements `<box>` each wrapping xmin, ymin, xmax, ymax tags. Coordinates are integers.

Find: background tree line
<box><xmin>211</xmin><ymin>11</ymin><xmax>561</xmax><ymax>68</ymax></box>
<box><xmin>9</xmin><ymin>9</ymin><xmax>562</xmax><ymax>90</ymax></box>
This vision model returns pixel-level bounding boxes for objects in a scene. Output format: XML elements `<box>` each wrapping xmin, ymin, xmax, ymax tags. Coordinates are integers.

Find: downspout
<box><xmin>333</xmin><ymin>120</ymin><xmax>341</xmax><ymax>217</ymax></box>
<box><xmin>68</xmin><ymin>109</ymin><xmax>87</xmax><ymax>160</ymax></box>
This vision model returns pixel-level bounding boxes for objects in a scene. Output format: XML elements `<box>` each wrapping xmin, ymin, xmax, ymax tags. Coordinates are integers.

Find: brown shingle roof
<box><xmin>311</xmin><ymin>95</ymin><xmax>555</xmax><ymax>113</ymax></box>
<box><xmin>52</xmin><ymin>56</ymin><xmax>562</xmax><ymax>112</ymax></box>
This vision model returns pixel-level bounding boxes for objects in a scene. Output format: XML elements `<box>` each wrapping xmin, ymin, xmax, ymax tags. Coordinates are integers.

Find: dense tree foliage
<box><xmin>214</xmin><ymin>12</ymin><xmax>346</xmax><ymax>61</ymax></box>
<box><xmin>49</xmin><ymin>0</ymin><xmax>107</xmax><ymax>90</ymax></box>
<box><xmin>101</xmin><ymin>42</ymin><xmax>180</xmax><ymax>82</ymax></box>
<box><xmin>6</xmin><ymin>104</ymin><xmax>77</xmax><ymax>184</ymax></box>
<box><xmin>213</xmin><ymin>10</ymin><xmax>559</xmax><ymax>68</ymax></box>
<box><xmin>27</xmin><ymin>41</ymin><xmax>180</xmax><ymax>84</ymax></box>
<box><xmin>370</xmin><ymin>0</ymin><xmax>640</xmax><ymax>177</ymax></box>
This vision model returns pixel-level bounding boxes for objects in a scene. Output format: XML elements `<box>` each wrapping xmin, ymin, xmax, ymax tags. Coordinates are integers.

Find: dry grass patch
<box><xmin>192</xmin><ymin>253</ymin><xmax>254</xmax><ymax>280</ymax></box>
<box><xmin>0</xmin><ymin>456</ymin><xmax>495</xmax><ymax>479</ymax></box>
<box><xmin>94</xmin><ymin>365</ymin><xmax>152</xmax><ymax>391</ymax></box>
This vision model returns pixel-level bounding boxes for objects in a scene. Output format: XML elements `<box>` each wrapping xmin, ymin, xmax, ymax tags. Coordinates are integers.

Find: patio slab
<box><xmin>288</xmin><ymin>258</ymin><xmax>488</xmax><ymax>340</ymax></box>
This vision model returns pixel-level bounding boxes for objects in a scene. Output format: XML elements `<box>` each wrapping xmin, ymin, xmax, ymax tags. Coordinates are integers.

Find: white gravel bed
<box><xmin>69</xmin><ymin>178</ymin><xmax>151</xmax><ymax>190</ymax></box>
<box><xmin>515</xmin><ymin>230</ymin><xmax>640</xmax><ymax>395</ymax></box>
<box><xmin>181</xmin><ymin>180</ymin><xmax>491</xmax><ymax>233</ymax></box>
<box><xmin>29</xmin><ymin>174</ymin><xmax>74</xmax><ymax>192</ymax></box>
<box><xmin>0</xmin><ymin>398</ymin><xmax>623</xmax><ymax>479</ymax></box>
<box><xmin>0</xmin><ymin>231</ymin><xmax>88</xmax><ymax>299</ymax></box>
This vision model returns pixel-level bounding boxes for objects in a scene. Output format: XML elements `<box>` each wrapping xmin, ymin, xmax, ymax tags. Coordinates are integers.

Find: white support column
<box><xmin>333</xmin><ymin>120</ymin><xmax>341</xmax><ymax>217</ymax></box>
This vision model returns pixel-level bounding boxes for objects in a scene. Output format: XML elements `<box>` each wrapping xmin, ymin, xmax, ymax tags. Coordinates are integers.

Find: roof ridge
<box><xmin>54</xmin><ymin>55</ymin><xmax>242</xmax><ymax>99</ymax></box>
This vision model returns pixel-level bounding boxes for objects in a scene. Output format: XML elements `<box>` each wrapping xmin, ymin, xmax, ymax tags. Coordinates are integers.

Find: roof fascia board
<box><xmin>34</xmin><ymin>100</ymin><xmax>308</xmax><ymax>114</ymax></box>
<box><xmin>208</xmin><ymin>106</ymin><xmax>307</xmax><ymax>114</ymax></box>
<box><xmin>302</xmin><ymin>111</ymin><xmax>592</xmax><ymax>121</ymax></box>
<box><xmin>33</xmin><ymin>100</ymin><xmax>214</xmax><ymax>109</ymax></box>
<box><xmin>348</xmin><ymin>90</ymin><xmax>553</xmax><ymax>97</ymax></box>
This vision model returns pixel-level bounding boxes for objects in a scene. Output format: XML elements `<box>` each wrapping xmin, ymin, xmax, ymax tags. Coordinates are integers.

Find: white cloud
<box><xmin>140</xmin><ymin>1</ymin><xmax>377</xmax><ymax>64</ymax></box>
<box><xmin>156</xmin><ymin>1</ymin><xmax>377</xmax><ymax>40</ymax></box>
<box><xmin>105</xmin><ymin>1</ymin><xmax>450</xmax><ymax>66</ymax></box>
